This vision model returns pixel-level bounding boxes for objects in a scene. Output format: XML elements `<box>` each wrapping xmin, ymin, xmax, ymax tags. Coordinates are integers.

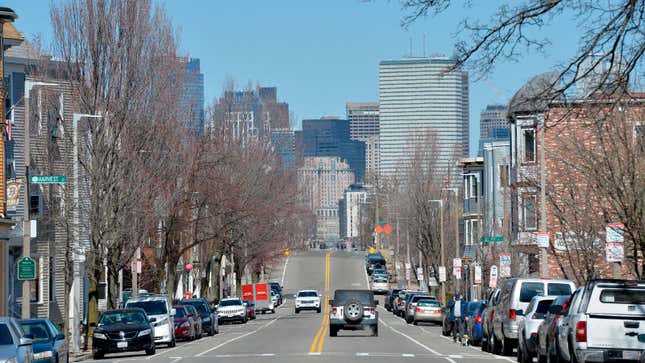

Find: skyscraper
<box><xmin>378</xmin><ymin>57</ymin><xmax>469</xmax><ymax>176</ymax></box>
<box><xmin>270</xmin><ymin>128</ymin><xmax>296</xmax><ymax>169</ymax></box>
<box><xmin>346</xmin><ymin>103</ymin><xmax>379</xmax><ymax>177</ymax></box>
<box><xmin>178</xmin><ymin>57</ymin><xmax>205</xmax><ymax>134</ymax></box>
<box><xmin>478</xmin><ymin>104</ymin><xmax>509</xmax><ymax>156</ymax></box>
<box><xmin>300</xmin><ymin>117</ymin><xmax>366</xmax><ymax>182</ymax></box>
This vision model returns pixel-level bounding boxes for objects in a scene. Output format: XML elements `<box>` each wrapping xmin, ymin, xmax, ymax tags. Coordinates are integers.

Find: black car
<box><xmin>181</xmin><ymin>298</ymin><xmax>219</xmax><ymax>336</ymax></box>
<box><xmin>366</xmin><ymin>254</ymin><xmax>386</xmax><ymax>275</ymax></box>
<box><xmin>385</xmin><ymin>289</ymin><xmax>402</xmax><ymax>311</ymax></box>
<box><xmin>91</xmin><ymin>308</ymin><xmax>155</xmax><ymax>359</ymax></box>
<box><xmin>329</xmin><ymin>290</ymin><xmax>379</xmax><ymax>337</ymax></box>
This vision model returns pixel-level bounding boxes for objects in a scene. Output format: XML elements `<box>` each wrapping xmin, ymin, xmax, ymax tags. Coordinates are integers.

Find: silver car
<box><xmin>517</xmin><ymin>296</ymin><xmax>554</xmax><ymax>363</ymax></box>
<box><xmin>0</xmin><ymin>317</ymin><xmax>34</xmax><ymax>363</ymax></box>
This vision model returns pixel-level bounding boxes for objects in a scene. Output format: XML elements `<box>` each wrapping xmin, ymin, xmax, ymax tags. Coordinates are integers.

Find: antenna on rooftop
<box><xmin>422</xmin><ymin>33</ymin><xmax>426</xmax><ymax>57</ymax></box>
<box><xmin>409</xmin><ymin>36</ymin><xmax>413</xmax><ymax>57</ymax></box>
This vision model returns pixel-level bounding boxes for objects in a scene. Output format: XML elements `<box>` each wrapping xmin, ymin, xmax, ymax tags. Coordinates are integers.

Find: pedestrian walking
<box><xmin>447</xmin><ymin>291</ymin><xmax>467</xmax><ymax>344</ymax></box>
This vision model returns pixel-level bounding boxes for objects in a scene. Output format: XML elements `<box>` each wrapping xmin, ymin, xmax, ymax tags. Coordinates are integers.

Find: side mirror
<box><xmin>149</xmin><ymin>317</ymin><xmax>157</xmax><ymax>323</ymax></box>
<box><xmin>55</xmin><ymin>333</ymin><xmax>66</xmax><ymax>341</ymax></box>
<box><xmin>170</xmin><ymin>308</ymin><xmax>177</xmax><ymax>316</ymax></box>
<box><xmin>375</xmin><ymin>301</ymin><xmax>379</xmax><ymax>306</ymax></box>
<box><xmin>89</xmin><ymin>322</ymin><xmax>97</xmax><ymax>328</ymax></box>
<box><xmin>19</xmin><ymin>337</ymin><xmax>33</xmax><ymax>346</ymax></box>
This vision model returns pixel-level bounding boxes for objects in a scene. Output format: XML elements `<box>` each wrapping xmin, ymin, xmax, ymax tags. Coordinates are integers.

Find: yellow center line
<box><xmin>309</xmin><ymin>253</ymin><xmax>331</xmax><ymax>353</ymax></box>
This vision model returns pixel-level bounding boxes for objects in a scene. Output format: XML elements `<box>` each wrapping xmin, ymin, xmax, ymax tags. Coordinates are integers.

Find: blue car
<box><xmin>464</xmin><ymin>300</ymin><xmax>487</xmax><ymax>346</ymax></box>
<box><xmin>19</xmin><ymin>319</ymin><xmax>68</xmax><ymax>363</ymax></box>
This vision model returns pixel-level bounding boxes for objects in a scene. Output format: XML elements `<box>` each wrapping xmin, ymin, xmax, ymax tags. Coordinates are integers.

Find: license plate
<box><xmin>623</xmin><ymin>351</ymin><xmax>640</xmax><ymax>359</ymax></box>
<box><xmin>117</xmin><ymin>341</ymin><xmax>128</xmax><ymax>349</ymax></box>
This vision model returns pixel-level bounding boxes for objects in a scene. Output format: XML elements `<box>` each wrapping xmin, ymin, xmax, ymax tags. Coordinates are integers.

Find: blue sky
<box><xmin>6</xmin><ymin>1</ymin><xmax>580</xmax><ymax>156</ymax></box>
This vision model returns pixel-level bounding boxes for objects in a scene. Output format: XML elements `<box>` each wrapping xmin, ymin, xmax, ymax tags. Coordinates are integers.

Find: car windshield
<box><xmin>19</xmin><ymin>322</ymin><xmax>51</xmax><ymax>342</ymax></box>
<box><xmin>220</xmin><ymin>300</ymin><xmax>242</xmax><ymax>307</ymax></box>
<box><xmin>417</xmin><ymin>300</ymin><xmax>440</xmax><ymax>307</ymax></box>
<box><xmin>184</xmin><ymin>301</ymin><xmax>208</xmax><ymax>314</ymax></box>
<box><xmin>373</xmin><ymin>277</ymin><xmax>388</xmax><ymax>283</ymax></box>
<box><xmin>298</xmin><ymin>291</ymin><xmax>318</xmax><ymax>297</ymax></box>
<box><xmin>534</xmin><ymin>299</ymin><xmax>554</xmax><ymax>319</ymax></box>
<box><xmin>127</xmin><ymin>300</ymin><xmax>168</xmax><ymax>315</ymax></box>
<box><xmin>99</xmin><ymin>311</ymin><xmax>147</xmax><ymax>326</ymax></box>
<box><xmin>519</xmin><ymin>282</ymin><xmax>545</xmax><ymax>302</ymax></box>
<box><xmin>174</xmin><ymin>307</ymin><xmax>187</xmax><ymax>318</ymax></box>
<box><xmin>0</xmin><ymin>324</ymin><xmax>13</xmax><ymax>345</ymax></box>
<box><xmin>185</xmin><ymin>305</ymin><xmax>198</xmax><ymax>314</ymax></box>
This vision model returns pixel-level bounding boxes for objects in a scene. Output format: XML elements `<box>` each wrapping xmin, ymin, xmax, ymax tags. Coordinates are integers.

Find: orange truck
<box><xmin>241</xmin><ymin>283</ymin><xmax>275</xmax><ymax>314</ymax></box>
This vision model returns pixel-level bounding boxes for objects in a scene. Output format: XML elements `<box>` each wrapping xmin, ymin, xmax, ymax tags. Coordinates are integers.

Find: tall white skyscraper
<box><xmin>379</xmin><ymin>57</ymin><xmax>469</xmax><ymax>177</ymax></box>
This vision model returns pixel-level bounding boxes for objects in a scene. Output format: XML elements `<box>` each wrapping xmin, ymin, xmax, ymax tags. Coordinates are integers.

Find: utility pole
<box><xmin>430</xmin><ymin>200</ymin><xmax>445</xmax><ymax>306</ymax></box>
<box><xmin>539</xmin><ymin>115</ymin><xmax>548</xmax><ymax>278</ymax></box>
<box><xmin>406</xmin><ymin>228</ymin><xmax>410</xmax><ymax>288</ymax></box>
<box><xmin>131</xmin><ymin>247</ymin><xmax>140</xmax><ymax>298</ymax></box>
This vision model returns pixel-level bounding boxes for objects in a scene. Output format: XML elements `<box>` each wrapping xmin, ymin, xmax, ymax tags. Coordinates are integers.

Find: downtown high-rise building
<box><xmin>378</xmin><ymin>57</ymin><xmax>469</xmax><ymax>177</ymax></box>
<box><xmin>178</xmin><ymin>57</ymin><xmax>205</xmax><ymax>134</ymax></box>
<box><xmin>478</xmin><ymin>104</ymin><xmax>509</xmax><ymax>156</ymax></box>
<box><xmin>346</xmin><ymin>103</ymin><xmax>379</xmax><ymax>177</ymax></box>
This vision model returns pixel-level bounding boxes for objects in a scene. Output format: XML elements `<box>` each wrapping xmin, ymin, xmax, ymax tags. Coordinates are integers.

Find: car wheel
<box><xmin>413</xmin><ymin>320</ymin><xmax>418</xmax><ymax>326</ymax></box>
<box><xmin>271</xmin><ymin>308</ymin><xmax>276</xmax><ymax>314</ymax></box>
<box><xmin>93</xmin><ymin>351</ymin><xmax>104</xmax><ymax>360</ymax></box>
<box><xmin>492</xmin><ymin>334</ymin><xmax>502</xmax><ymax>355</ymax></box>
<box><xmin>317</xmin><ymin>308</ymin><xmax>321</xmax><ymax>313</ymax></box>
<box><xmin>520</xmin><ymin>343</ymin><xmax>533</xmax><ymax>363</ymax></box>
<box><xmin>503</xmin><ymin>337</ymin><xmax>515</xmax><ymax>356</ymax></box>
<box><xmin>329</xmin><ymin>326</ymin><xmax>338</xmax><ymax>337</ymax></box>
<box><xmin>145</xmin><ymin>346</ymin><xmax>156</xmax><ymax>356</ymax></box>
<box><xmin>169</xmin><ymin>338</ymin><xmax>176</xmax><ymax>348</ymax></box>
<box><xmin>295</xmin><ymin>308</ymin><xmax>300</xmax><ymax>314</ymax></box>
<box><xmin>371</xmin><ymin>325</ymin><xmax>378</xmax><ymax>337</ymax></box>
<box><xmin>481</xmin><ymin>334</ymin><xmax>488</xmax><ymax>352</ymax></box>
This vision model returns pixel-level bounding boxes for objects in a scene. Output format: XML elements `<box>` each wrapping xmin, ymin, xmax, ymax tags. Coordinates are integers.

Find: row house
<box><xmin>508</xmin><ymin>72</ymin><xmax>644</xmax><ymax>282</ymax></box>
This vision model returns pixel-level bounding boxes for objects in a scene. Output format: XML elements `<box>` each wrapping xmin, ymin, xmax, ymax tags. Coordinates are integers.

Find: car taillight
<box><xmin>509</xmin><ymin>309</ymin><xmax>517</xmax><ymax>320</ymax></box>
<box><xmin>408</xmin><ymin>303</ymin><xmax>413</xmax><ymax>310</ymax></box>
<box><xmin>415</xmin><ymin>307</ymin><xmax>422</xmax><ymax>313</ymax></box>
<box><xmin>575</xmin><ymin>321</ymin><xmax>587</xmax><ymax>342</ymax></box>
<box><xmin>370</xmin><ymin>307</ymin><xmax>375</xmax><ymax>315</ymax></box>
<box><xmin>531</xmin><ymin>332</ymin><xmax>538</xmax><ymax>338</ymax></box>
<box><xmin>475</xmin><ymin>315</ymin><xmax>482</xmax><ymax>323</ymax></box>
<box><xmin>332</xmin><ymin>307</ymin><xmax>337</xmax><ymax>315</ymax></box>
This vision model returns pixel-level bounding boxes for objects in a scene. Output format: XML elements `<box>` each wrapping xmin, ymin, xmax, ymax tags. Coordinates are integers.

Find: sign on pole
<box><xmin>30</xmin><ymin>175</ymin><xmax>67</xmax><ymax>184</ymax></box>
<box><xmin>453</xmin><ymin>258</ymin><xmax>462</xmax><ymax>279</ymax></box>
<box><xmin>438</xmin><ymin>266</ymin><xmax>446</xmax><ymax>282</ymax></box>
<box><xmin>606</xmin><ymin>223</ymin><xmax>625</xmax><ymax>262</ymax></box>
<box><xmin>489</xmin><ymin>265</ymin><xmax>498</xmax><ymax>288</ymax></box>
<box><xmin>417</xmin><ymin>267</ymin><xmax>424</xmax><ymax>281</ymax></box>
<box><xmin>17</xmin><ymin>257</ymin><xmax>36</xmax><ymax>280</ymax></box>
<box><xmin>537</xmin><ymin>232</ymin><xmax>549</xmax><ymax>248</ymax></box>
<box><xmin>474</xmin><ymin>265</ymin><xmax>482</xmax><ymax>285</ymax></box>
<box><xmin>499</xmin><ymin>253</ymin><xmax>511</xmax><ymax>277</ymax></box>
<box><xmin>480</xmin><ymin>236</ymin><xmax>504</xmax><ymax>243</ymax></box>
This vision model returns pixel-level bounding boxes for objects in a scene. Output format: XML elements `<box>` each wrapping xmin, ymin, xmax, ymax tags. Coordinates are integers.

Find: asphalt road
<box><xmin>86</xmin><ymin>250</ymin><xmax>517</xmax><ymax>363</ymax></box>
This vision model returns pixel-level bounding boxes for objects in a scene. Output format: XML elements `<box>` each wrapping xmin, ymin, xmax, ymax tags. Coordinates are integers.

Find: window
<box><xmin>499</xmin><ymin>164</ymin><xmax>509</xmax><ymax>187</ymax></box>
<box><xmin>523</xmin><ymin>128</ymin><xmax>536</xmax><ymax>162</ymax></box>
<box><xmin>523</xmin><ymin>194</ymin><xmax>538</xmax><ymax>230</ymax></box>
<box><xmin>548</xmin><ymin>283</ymin><xmax>572</xmax><ymax>296</ymax></box>
<box><xmin>519</xmin><ymin>282</ymin><xmax>545</xmax><ymax>303</ymax></box>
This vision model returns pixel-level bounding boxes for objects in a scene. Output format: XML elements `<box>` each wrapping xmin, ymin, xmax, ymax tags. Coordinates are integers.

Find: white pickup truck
<box><xmin>557</xmin><ymin>279</ymin><xmax>644</xmax><ymax>363</ymax></box>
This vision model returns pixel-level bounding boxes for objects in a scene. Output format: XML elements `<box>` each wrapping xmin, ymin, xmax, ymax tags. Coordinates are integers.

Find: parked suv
<box><xmin>557</xmin><ymin>279</ymin><xmax>645</xmax><ymax>363</ymax></box>
<box><xmin>491</xmin><ymin>278</ymin><xmax>575</xmax><ymax>356</ymax></box>
<box><xmin>125</xmin><ymin>295</ymin><xmax>176</xmax><ymax>347</ymax></box>
<box><xmin>329</xmin><ymin>290</ymin><xmax>378</xmax><ymax>337</ymax></box>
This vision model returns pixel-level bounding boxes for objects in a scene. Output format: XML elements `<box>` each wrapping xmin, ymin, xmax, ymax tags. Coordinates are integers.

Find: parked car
<box><xmin>172</xmin><ymin>305</ymin><xmax>197</xmax><ymax>341</ymax></box>
<box><xmin>370</xmin><ymin>276</ymin><xmax>390</xmax><ymax>295</ymax></box>
<box><xmin>183</xmin><ymin>305</ymin><xmax>202</xmax><ymax>337</ymax></box>
<box><xmin>269</xmin><ymin>282</ymin><xmax>283</xmax><ymax>305</ymax></box>
<box><xmin>329</xmin><ymin>290</ymin><xmax>378</xmax><ymax>337</ymax></box>
<box><xmin>412</xmin><ymin>299</ymin><xmax>443</xmax><ymax>325</ymax></box>
<box><xmin>557</xmin><ymin>279</ymin><xmax>645</xmax><ymax>363</ymax></box>
<box><xmin>19</xmin><ymin>319</ymin><xmax>67</xmax><ymax>363</ymax></box>
<box><xmin>536</xmin><ymin>295</ymin><xmax>570</xmax><ymax>363</ymax></box>
<box><xmin>294</xmin><ymin>290</ymin><xmax>321</xmax><ymax>313</ymax></box>
<box><xmin>0</xmin><ymin>317</ymin><xmax>34</xmax><ymax>363</ymax></box>
<box><xmin>517</xmin><ymin>296</ymin><xmax>555</xmax><ymax>363</ymax></box>
<box><xmin>404</xmin><ymin>292</ymin><xmax>436</xmax><ymax>324</ymax></box>
<box><xmin>385</xmin><ymin>289</ymin><xmax>402</xmax><ymax>312</ymax></box>
<box><xmin>91</xmin><ymin>308</ymin><xmax>155</xmax><ymax>359</ymax></box>
<box><xmin>125</xmin><ymin>295</ymin><xmax>176</xmax><ymax>347</ymax></box>
<box><xmin>464</xmin><ymin>300</ymin><xmax>487</xmax><ymax>346</ymax></box>
<box><xmin>481</xmin><ymin>288</ymin><xmax>501</xmax><ymax>352</ymax></box>
<box><xmin>181</xmin><ymin>298</ymin><xmax>219</xmax><ymax>336</ymax></box>
<box><xmin>217</xmin><ymin>298</ymin><xmax>247</xmax><ymax>324</ymax></box>
<box><xmin>371</xmin><ymin>268</ymin><xmax>389</xmax><ymax>280</ymax></box>
<box><xmin>243</xmin><ymin>300</ymin><xmax>257</xmax><ymax>319</ymax></box>
<box><xmin>270</xmin><ymin>290</ymin><xmax>280</xmax><ymax>308</ymax></box>
<box><xmin>491</xmin><ymin>278</ymin><xmax>575</xmax><ymax>356</ymax></box>
<box><xmin>366</xmin><ymin>254</ymin><xmax>386</xmax><ymax>275</ymax></box>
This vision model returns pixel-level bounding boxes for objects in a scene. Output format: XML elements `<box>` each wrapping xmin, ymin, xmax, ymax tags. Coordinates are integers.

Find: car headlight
<box><xmin>154</xmin><ymin>317</ymin><xmax>169</xmax><ymax>326</ymax></box>
<box><xmin>93</xmin><ymin>332</ymin><xmax>107</xmax><ymax>340</ymax></box>
<box><xmin>137</xmin><ymin>329</ymin><xmax>151</xmax><ymax>337</ymax></box>
<box><xmin>33</xmin><ymin>351</ymin><xmax>53</xmax><ymax>360</ymax></box>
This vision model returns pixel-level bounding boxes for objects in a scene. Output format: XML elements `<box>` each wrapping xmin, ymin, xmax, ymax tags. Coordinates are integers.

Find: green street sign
<box><xmin>17</xmin><ymin>257</ymin><xmax>36</xmax><ymax>280</ymax></box>
<box><xmin>481</xmin><ymin>236</ymin><xmax>504</xmax><ymax>243</ymax></box>
<box><xmin>30</xmin><ymin>175</ymin><xmax>67</xmax><ymax>184</ymax></box>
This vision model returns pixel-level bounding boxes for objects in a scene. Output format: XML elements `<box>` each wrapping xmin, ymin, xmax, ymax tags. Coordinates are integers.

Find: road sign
<box><xmin>417</xmin><ymin>267</ymin><xmax>424</xmax><ymax>281</ymax></box>
<box><xmin>480</xmin><ymin>236</ymin><xmax>504</xmax><ymax>243</ymax></box>
<box><xmin>30</xmin><ymin>175</ymin><xmax>67</xmax><ymax>184</ymax></box>
<box><xmin>474</xmin><ymin>265</ymin><xmax>482</xmax><ymax>285</ymax></box>
<box><xmin>438</xmin><ymin>266</ymin><xmax>446</xmax><ymax>282</ymax></box>
<box><xmin>500</xmin><ymin>253</ymin><xmax>511</xmax><ymax>277</ymax></box>
<box><xmin>606</xmin><ymin>223</ymin><xmax>625</xmax><ymax>262</ymax></box>
<box><xmin>489</xmin><ymin>265</ymin><xmax>498</xmax><ymax>288</ymax></box>
<box><xmin>537</xmin><ymin>232</ymin><xmax>549</xmax><ymax>248</ymax></box>
<box><xmin>453</xmin><ymin>258</ymin><xmax>461</xmax><ymax>268</ymax></box>
<box><xmin>17</xmin><ymin>257</ymin><xmax>36</xmax><ymax>280</ymax></box>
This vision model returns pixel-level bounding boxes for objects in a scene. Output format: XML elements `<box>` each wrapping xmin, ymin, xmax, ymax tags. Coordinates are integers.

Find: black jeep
<box><xmin>329</xmin><ymin>289</ymin><xmax>378</xmax><ymax>337</ymax></box>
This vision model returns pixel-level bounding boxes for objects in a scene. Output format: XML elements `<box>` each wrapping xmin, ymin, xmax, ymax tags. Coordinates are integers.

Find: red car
<box><xmin>244</xmin><ymin>300</ymin><xmax>256</xmax><ymax>320</ymax></box>
<box><xmin>184</xmin><ymin>304</ymin><xmax>203</xmax><ymax>338</ymax></box>
<box><xmin>173</xmin><ymin>305</ymin><xmax>197</xmax><ymax>341</ymax></box>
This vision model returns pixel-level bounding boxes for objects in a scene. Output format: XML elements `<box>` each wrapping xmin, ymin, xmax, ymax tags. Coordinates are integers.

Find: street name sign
<box><xmin>30</xmin><ymin>175</ymin><xmax>67</xmax><ymax>184</ymax></box>
<box><xmin>18</xmin><ymin>257</ymin><xmax>36</xmax><ymax>280</ymax></box>
<box><xmin>480</xmin><ymin>236</ymin><xmax>504</xmax><ymax>243</ymax></box>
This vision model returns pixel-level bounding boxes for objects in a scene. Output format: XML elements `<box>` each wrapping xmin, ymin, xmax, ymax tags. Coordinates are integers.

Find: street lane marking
<box><xmin>356</xmin><ymin>352</ymin><xmax>369</xmax><ymax>356</ymax></box>
<box><xmin>280</xmin><ymin>255</ymin><xmax>290</xmax><ymax>286</ymax></box>
<box><xmin>309</xmin><ymin>254</ymin><xmax>331</xmax><ymax>353</ymax></box>
<box><xmin>379</xmin><ymin>318</ymin><xmax>458</xmax><ymax>363</ymax></box>
<box><xmin>402</xmin><ymin>353</ymin><xmax>415</xmax><ymax>357</ymax></box>
<box><xmin>194</xmin><ymin>317</ymin><xmax>279</xmax><ymax>357</ymax></box>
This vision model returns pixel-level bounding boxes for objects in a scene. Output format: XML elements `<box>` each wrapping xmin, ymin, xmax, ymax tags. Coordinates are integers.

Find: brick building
<box><xmin>508</xmin><ymin>72</ymin><xmax>644</xmax><ymax>283</ymax></box>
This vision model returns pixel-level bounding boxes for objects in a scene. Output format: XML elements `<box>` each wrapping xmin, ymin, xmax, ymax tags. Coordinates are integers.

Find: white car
<box><xmin>217</xmin><ymin>298</ymin><xmax>247</xmax><ymax>324</ymax></box>
<box><xmin>295</xmin><ymin>290</ymin><xmax>321</xmax><ymax>313</ymax></box>
<box><xmin>125</xmin><ymin>295</ymin><xmax>176</xmax><ymax>347</ymax></box>
<box><xmin>370</xmin><ymin>276</ymin><xmax>390</xmax><ymax>295</ymax></box>
<box><xmin>271</xmin><ymin>290</ymin><xmax>280</xmax><ymax>307</ymax></box>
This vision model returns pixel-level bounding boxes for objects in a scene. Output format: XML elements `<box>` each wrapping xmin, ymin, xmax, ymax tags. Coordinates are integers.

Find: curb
<box><xmin>69</xmin><ymin>352</ymin><xmax>93</xmax><ymax>362</ymax></box>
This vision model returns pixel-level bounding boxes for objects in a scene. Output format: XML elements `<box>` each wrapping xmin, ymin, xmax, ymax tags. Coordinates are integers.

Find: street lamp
<box><xmin>429</xmin><ymin>200</ymin><xmax>445</xmax><ymax>306</ymax></box>
<box><xmin>71</xmin><ymin>113</ymin><xmax>102</xmax><ymax>353</ymax></box>
<box><xmin>22</xmin><ymin>80</ymin><xmax>60</xmax><ymax>319</ymax></box>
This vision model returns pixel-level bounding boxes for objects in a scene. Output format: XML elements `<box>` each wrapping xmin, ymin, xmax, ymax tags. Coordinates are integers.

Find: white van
<box><xmin>125</xmin><ymin>295</ymin><xmax>176</xmax><ymax>347</ymax></box>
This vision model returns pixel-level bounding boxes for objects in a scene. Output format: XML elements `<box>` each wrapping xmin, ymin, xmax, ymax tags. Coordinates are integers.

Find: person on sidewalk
<box><xmin>447</xmin><ymin>291</ymin><xmax>467</xmax><ymax>344</ymax></box>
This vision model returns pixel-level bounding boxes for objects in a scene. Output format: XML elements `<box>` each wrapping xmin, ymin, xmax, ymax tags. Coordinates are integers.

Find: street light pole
<box><xmin>22</xmin><ymin>81</ymin><xmax>60</xmax><ymax>320</ymax></box>
<box><xmin>429</xmin><ymin>200</ymin><xmax>445</xmax><ymax>305</ymax></box>
<box><xmin>71</xmin><ymin>113</ymin><xmax>102</xmax><ymax>353</ymax></box>
<box><xmin>539</xmin><ymin>114</ymin><xmax>548</xmax><ymax>278</ymax></box>
<box><xmin>442</xmin><ymin>187</ymin><xmax>459</xmax><ymax>292</ymax></box>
